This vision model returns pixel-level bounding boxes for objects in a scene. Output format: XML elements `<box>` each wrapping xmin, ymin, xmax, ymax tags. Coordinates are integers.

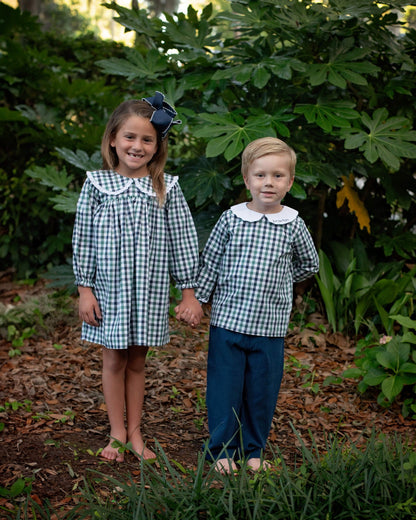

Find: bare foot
<box><xmin>247</xmin><ymin>458</ymin><xmax>271</xmax><ymax>471</ymax></box>
<box><xmin>100</xmin><ymin>429</ymin><xmax>127</xmax><ymax>462</ymax></box>
<box><xmin>101</xmin><ymin>440</ymin><xmax>125</xmax><ymax>462</ymax></box>
<box><xmin>213</xmin><ymin>458</ymin><xmax>238</xmax><ymax>474</ymax></box>
<box><xmin>128</xmin><ymin>430</ymin><xmax>156</xmax><ymax>460</ymax></box>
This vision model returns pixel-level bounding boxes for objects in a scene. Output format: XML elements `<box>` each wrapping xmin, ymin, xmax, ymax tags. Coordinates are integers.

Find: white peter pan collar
<box><xmin>86</xmin><ymin>170</ymin><xmax>178</xmax><ymax>197</ymax></box>
<box><xmin>231</xmin><ymin>202</ymin><xmax>298</xmax><ymax>224</ymax></box>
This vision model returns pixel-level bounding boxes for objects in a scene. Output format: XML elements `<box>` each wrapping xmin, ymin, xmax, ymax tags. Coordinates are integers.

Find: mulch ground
<box><xmin>1</xmin><ymin>277</ymin><xmax>415</xmax><ymax>516</ymax></box>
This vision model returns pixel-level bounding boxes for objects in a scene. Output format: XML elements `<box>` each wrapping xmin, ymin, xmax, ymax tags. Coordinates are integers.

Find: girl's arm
<box><xmin>73</xmin><ymin>179</ymin><xmax>101</xmax><ymax>325</ymax></box>
<box><xmin>166</xmin><ymin>184</ymin><xmax>202</xmax><ymax>325</ymax></box>
<box><xmin>78</xmin><ymin>286</ymin><xmax>102</xmax><ymax>327</ymax></box>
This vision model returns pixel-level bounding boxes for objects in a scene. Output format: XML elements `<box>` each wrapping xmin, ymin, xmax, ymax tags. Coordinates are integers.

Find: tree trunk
<box><xmin>149</xmin><ymin>0</ymin><xmax>180</xmax><ymax>15</ymax></box>
<box><xmin>18</xmin><ymin>0</ymin><xmax>42</xmax><ymax>16</ymax></box>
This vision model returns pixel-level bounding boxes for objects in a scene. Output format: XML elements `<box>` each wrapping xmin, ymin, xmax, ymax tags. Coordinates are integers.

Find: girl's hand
<box><xmin>78</xmin><ymin>286</ymin><xmax>102</xmax><ymax>327</ymax></box>
<box><xmin>175</xmin><ymin>289</ymin><xmax>203</xmax><ymax>328</ymax></box>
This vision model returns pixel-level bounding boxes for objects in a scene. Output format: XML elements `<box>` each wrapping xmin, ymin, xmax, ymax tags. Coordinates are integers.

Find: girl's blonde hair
<box><xmin>241</xmin><ymin>137</ymin><xmax>297</xmax><ymax>178</ymax></box>
<box><xmin>101</xmin><ymin>99</ymin><xmax>168</xmax><ymax>206</ymax></box>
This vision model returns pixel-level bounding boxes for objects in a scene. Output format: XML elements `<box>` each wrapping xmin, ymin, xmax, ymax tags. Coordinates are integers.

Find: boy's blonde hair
<box><xmin>101</xmin><ymin>99</ymin><xmax>168</xmax><ymax>206</ymax></box>
<box><xmin>241</xmin><ymin>137</ymin><xmax>297</xmax><ymax>179</ymax></box>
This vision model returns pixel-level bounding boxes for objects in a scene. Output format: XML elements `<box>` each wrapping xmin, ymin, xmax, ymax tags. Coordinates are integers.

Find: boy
<box><xmin>196</xmin><ymin>137</ymin><xmax>319</xmax><ymax>473</ymax></box>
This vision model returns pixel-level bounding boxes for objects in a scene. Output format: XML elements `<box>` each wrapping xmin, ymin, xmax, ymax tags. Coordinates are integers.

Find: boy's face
<box><xmin>243</xmin><ymin>153</ymin><xmax>294</xmax><ymax>214</ymax></box>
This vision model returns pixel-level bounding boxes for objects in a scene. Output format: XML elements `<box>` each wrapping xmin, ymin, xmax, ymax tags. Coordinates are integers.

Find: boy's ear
<box><xmin>243</xmin><ymin>175</ymin><xmax>249</xmax><ymax>189</ymax></box>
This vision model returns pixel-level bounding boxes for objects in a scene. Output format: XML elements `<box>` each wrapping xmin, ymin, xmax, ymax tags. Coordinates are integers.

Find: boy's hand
<box><xmin>174</xmin><ymin>289</ymin><xmax>203</xmax><ymax>328</ymax></box>
<box><xmin>78</xmin><ymin>286</ymin><xmax>102</xmax><ymax>327</ymax></box>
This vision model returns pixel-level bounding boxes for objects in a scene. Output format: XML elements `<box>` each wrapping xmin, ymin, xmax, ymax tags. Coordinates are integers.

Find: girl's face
<box><xmin>111</xmin><ymin>115</ymin><xmax>158</xmax><ymax>178</ymax></box>
<box><xmin>243</xmin><ymin>153</ymin><xmax>294</xmax><ymax>214</ymax></box>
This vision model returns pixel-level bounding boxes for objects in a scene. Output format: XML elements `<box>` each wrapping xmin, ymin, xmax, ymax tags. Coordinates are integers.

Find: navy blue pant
<box><xmin>206</xmin><ymin>325</ymin><xmax>284</xmax><ymax>461</ymax></box>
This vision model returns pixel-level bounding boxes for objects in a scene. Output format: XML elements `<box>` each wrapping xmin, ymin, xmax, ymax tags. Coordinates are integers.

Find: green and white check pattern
<box><xmin>73</xmin><ymin>170</ymin><xmax>199</xmax><ymax>349</ymax></box>
<box><xmin>196</xmin><ymin>204</ymin><xmax>319</xmax><ymax>337</ymax></box>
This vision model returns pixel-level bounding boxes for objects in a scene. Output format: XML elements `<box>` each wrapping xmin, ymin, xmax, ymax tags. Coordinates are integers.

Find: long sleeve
<box><xmin>195</xmin><ymin>212</ymin><xmax>229</xmax><ymax>303</ymax></box>
<box><xmin>72</xmin><ymin>179</ymin><xmax>99</xmax><ymax>287</ymax></box>
<box><xmin>166</xmin><ymin>183</ymin><xmax>199</xmax><ymax>289</ymax></box>
<box><xmin>292</xmin><ymin>217</ymin><xmax>319</xmax><ymax>283</ymax></box>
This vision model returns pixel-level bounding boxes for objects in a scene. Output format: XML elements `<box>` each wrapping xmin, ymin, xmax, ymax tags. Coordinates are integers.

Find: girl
<box><xmin>72</xmin><ymin>92</ymin><xmax>203</xmax><ymax>462</ymax></box>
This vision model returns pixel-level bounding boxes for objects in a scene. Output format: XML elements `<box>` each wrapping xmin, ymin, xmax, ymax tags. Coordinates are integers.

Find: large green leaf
<box><xmin>51</xmin><ymin>192</ymin><xmax>80</xmax><ymax>214</ymax></box>
<box><xmin>0</xmin><ymin>107</ymin><xmax>26</xmax><ymax>122</ymax></box>
<box><xmin>194</xmin><ymin>112</ymin><xmax>276</xmax><ymax>161</ymax></box>
<box><xmin>294</xmin><ymin>100</ymin><xmax>360</xmax><ymax>132</ymax></box>
<box><xmin>25</xmin><ymin>165</ymin><xmax>73</xmax><ymax>191</ymax></box>
<box><xmin>341</xmin><ymin>108</ymin><xmax>416</xmax><ymax>170</ymax></box>
<box><xmin>212</xmin><ymin>56</ymin><xmax>305</xmax><ymax>86</ymax></box>
<box><xmin>306</xmin><ymin>37</ymin><xmax>380</xmax><ymax>89</ymax></box>
<box><xmin>102</xmin><ymin>2</ymin><xmax>162</xmax><ymax>38</ymax></box>
<box><xmin>164</xmin><ymin>8</ymin><xmax>219</xmax><ymax>50</ymax></box>
<box><xmin>97</xmin><ymin>48</ymin><xmax>167</xmax><ymax>81</ymax></box>
<box><xmin>55</xmin><ymin>148</ymin><xmax>101</xmax><ymax>172</ymax></box>
<box><xmin>381</xmin><ymin>374</ymin><xmax>406</xmax><ymax>401</ymax></box>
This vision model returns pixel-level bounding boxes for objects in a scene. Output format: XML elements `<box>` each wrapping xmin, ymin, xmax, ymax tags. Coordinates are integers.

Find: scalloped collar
<box><xmin>86</xmin><ymin>170</ymin><xmax>178</xmax><ymax>197</ymax></box>
<box><xmin>230</xmin><ymin>202</ymin><xmax>298</xmax><ymax>224</ymax></box>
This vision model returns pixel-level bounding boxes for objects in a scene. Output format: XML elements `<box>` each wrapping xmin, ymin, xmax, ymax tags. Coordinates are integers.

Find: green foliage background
<box><xmin>1</xmin><ymin>0</ymin><xmax>415</xmax><ymax>274</ymax></box>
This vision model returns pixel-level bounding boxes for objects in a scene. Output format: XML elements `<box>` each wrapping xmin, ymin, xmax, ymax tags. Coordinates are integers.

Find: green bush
<box><xmin>2</xmin><ymin>0</ymin><xmax>416</xmax><ymax>276</ymax></box>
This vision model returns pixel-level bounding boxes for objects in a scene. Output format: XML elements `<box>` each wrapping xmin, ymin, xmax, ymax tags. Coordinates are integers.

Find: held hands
<box><xmin>174</xmin><ymin>289</ymin><xmax>203</xmax><ymax>328</ymax></box>
<box><xmin>78</xmin><ymin>286</ymin><xmax>102</xmax><ymax>327</ymax></box>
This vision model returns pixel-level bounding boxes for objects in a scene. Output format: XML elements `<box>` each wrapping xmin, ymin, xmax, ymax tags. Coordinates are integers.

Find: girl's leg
<box><xmin>125</xmin><ymin>345</ymin><xmax>155</xmax><ymax>459</ymax></box>
<box><xmin>101</xmin><ymin>347</ymin><xmax>128</xmax><ymax>461</ymax></box>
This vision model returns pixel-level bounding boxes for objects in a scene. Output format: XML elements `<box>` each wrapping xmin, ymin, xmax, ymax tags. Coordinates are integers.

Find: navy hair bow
<box><xmin>143</xmin><ymin>91</ymin><xmax>181</xmax><ymax>139</ymax></box>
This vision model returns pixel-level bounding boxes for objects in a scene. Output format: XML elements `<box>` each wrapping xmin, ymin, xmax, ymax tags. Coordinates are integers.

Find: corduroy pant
<box><xmin>205</xmin><ymin>325</ymin><xmax>284</xmax><ymax>461</ymax></box>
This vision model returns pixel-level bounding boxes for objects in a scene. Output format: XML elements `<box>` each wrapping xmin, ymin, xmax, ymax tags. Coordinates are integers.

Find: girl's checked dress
<box><xmin>72</xmin><ymin>170</ymin><xmax>199</xmax><ymax>349</ymax></box>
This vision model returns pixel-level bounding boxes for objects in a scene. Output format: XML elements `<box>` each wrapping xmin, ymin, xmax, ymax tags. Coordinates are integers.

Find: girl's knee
<box><xmin>103</xmin><ymin>348</ymin><xmax>128</xmax><ymax>372</ymax></box>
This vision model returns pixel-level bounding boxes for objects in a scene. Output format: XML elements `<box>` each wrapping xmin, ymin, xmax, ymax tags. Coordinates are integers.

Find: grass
<box><xmin>4</xmin><ymin>428</ymin><xmax>416</xmax><ymax>520</ymax></box>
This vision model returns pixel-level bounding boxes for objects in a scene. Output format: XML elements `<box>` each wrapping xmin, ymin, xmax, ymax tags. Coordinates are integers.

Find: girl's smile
<box><xmin>111</xmin><ymin>115</ymin><xmax>158</xmax><ymax>178</ymax></box>
<box><xmin>243</xmin><ymin>153</ymin><xmax>294</xmax><ymax>214</ymax></box>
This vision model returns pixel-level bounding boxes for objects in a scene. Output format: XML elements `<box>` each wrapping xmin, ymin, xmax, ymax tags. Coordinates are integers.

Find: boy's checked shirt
<box><xmin>196</xmin><ymin>203</ymin><xmax>319</xmax><ymax>337</ymax></box>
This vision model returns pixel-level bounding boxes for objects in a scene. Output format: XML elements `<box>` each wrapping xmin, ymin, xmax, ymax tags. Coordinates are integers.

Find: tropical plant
<box><xmin>344</xmin><ymin>316</ymin><xmax>416</xmax><ymax>414</ymax></box>
<box><xmin>1</xmin><ymin>0</ymin><xmax>416</xmax><ymax>277</ymax></box>
<box><xmin>315</xmin><ymin>241</ymin><xmax>415</xmax><ymax>334</ymax></box>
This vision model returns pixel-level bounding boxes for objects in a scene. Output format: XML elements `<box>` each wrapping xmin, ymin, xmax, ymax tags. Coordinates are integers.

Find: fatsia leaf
<box><xmin>194</xmin><ymin>113</ymin><xmax>275</xmax><ymax>161</ymax></box>
<box><xmin>180</xmin><ymin>159</ymin><xmax>231</xmax><ymax>206</ymax></box>
<box><xmin>55</xmin><ymin>148</ymin><xmax>101</xmax><ymax>171</ymax></box>
<box><xmin>341</xmin><ymin>108</ymin><xmax>416</xmax><ymax>170</ymax></box>
<box><xmin>51</xmin><ymin>192</ymin><xmax>80</xmax><ymax>214</ymax></box>
<box><xmin>294</xmin><ymin>100</ymin><xmax>359</xmax><ymax>132</ymax></box>
<box><xmin>25</xmin><ymin>165</ymin><xmax>73</xmax><ymax>191</ymax></box>
<box><xmin>102</xmin><ymin>2</ymin><xmax>162</xmax><ymax>38</ymax></box>
<box><xmin>306</xmin><ymin>37</ymin><xmax>380</xmax><ymax>88</ymax></box>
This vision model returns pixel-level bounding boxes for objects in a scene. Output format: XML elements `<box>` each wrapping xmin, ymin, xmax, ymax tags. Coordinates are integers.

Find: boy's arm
<box><xmin>292</xmin><ymin>218</ymin><xmax>319</xmax><ymax>282</ymax></box>
<box><xmin>195</xmin><ymin>213</ymin><xmax>229</xmax><ymax>304</ymax></box>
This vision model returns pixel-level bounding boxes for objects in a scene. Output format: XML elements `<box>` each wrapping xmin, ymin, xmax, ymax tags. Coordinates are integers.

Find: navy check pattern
<box><xmin>196</xmin><ymin>209</ymin><xmax>319</xmax><ymax>337</ymax></box>
<box><xmin>72</xmin><ymin>171</ymin><xmax>199</xmax><ymax>349</ymax></box>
